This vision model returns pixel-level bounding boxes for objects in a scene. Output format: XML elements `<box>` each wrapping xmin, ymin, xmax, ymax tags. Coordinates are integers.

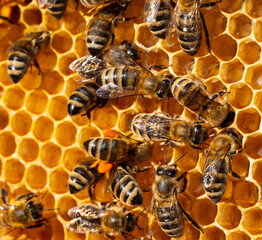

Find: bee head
<box><xmin>192</xmin><ymin>124</ymin><xmax>208</xmax><ymax>146</ymax></box>
<box><xmin>35</xmin><ymin>31</ymin><xmax>50</xmax><ymax>48</ymax></box>
<box><xmin>125</xmin><ymin>212</ymin><xmax>136</xmax><ymax>232</ymax></box>
<box><xmin>157</xmin><ymin>79</ymin><xmax>170</xmax><ymax>99</ymax></box>
<box><xmin>27</xmin><ymin>201</ymin><xmax>43</xmax><ymax>220</ymax></box>
<box><xmin>121</xmin><ymin>41</ymin><xmax>140</xmax><ymax>60</ymax></box>
<box><xmin>156</xmin><ymin>165</ymin><xmax>177</xmax><ymax>178</ymax></box>
<box><xmin>220</xmin><ymin>110</ymin><xmax>235</xmax><ymax>128</ymax></box>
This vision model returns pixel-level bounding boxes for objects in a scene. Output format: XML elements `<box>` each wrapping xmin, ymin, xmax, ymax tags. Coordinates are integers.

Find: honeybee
<box><xmin>94</xmin><ymin>66</ymin><xmax>171</xmax><ymax>99</ymax></box>
<box><xmin>38</xmin><ymin>0</ymin><xmax>67</xmax><ymax>19</ymax></box>
<box><xmin>171</xmin><ymin>76</ymin><xmax>235</xmax><ymax>127</ymax></box>
<box><xmin>67</xmin><ymin>202</ymin><xmax>138</xmax><ymax>237</ymax></box>
<box><xmin>108</xmin><ymin>163</ymin><xmax>144</xmax><ymax>206</ymax></box>
<box><xmin>130</xmin><ymin>112</ymin><xmax>208</xmax><ymax>149</ymax></box>
<box><xmin>7</xmin><ymin>31</ymin><xmax>50</xmax><ymax>84</ymax></box>
<box><xmin>86</xmin><ymin>1</ymin><xmax>130</xmax><ymax>56</ymax></box>
<box><xmin>173</xmin><ymin>0</ymin><xmax>221</xmax><ymax>56</ymax></box>
<box><xmin>202</xmin><ymin>128</ymin><xmax>242</xmax><ymax>203</ymax></box>
<box><xmin>0</xmin><ymin>188</ymin><xmax>48</xmax><ymax>230</ymax></box>
<box><xmin>69</xmin><ymin>41</ymin><xmax>141</xmax><ymax>80</ymax></box>
<box><xmin>144</xmin><ymin>0</ymin><xmax>172</xmax><ymax>39</ymax></box>
<box><xmin>67</xmin><ymin>81</ymin><xmax>108</xmax><ymax>118</ymax></box>
<box><xmin>84</xmin><ymin>137</ymin><xmax>151</xmax><ymax>164</ymax></box>
<box><xmin>146</xmin><ymin>154</ymin><xmax>204</xmax><ymax>238</ymax></box>
<box><xmin>68</xmin><ymin>157</ymin><xmax>102</xmax><ymax>195</ymax></box>
<box><xmin>80</xmin><ymin>0</ymin><xmax>128</xmax><ymax>8</ymax></box>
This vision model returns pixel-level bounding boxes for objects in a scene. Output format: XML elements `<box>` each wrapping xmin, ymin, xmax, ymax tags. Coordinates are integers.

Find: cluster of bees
<box><xmin>0</xmin><ymin>0</ymin><xmax>245</xmax><ymax>239</ymax></box>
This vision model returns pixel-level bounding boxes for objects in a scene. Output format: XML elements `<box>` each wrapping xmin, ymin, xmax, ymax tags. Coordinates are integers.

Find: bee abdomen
<box><xmin>177</xmin><ymin>13</ymin><xmax>202</xmax><ymax>55</ymax></box>
<box><xmin>87</xmin><ymin>19</ymin><xmax>112</xmax><ymax>56</ymax></box>
<box><xmin>67</xmin><ymin>85</ymin><xmax>97</xmax><ymax>116</ymax></box>
<box><xmin>69</xmin><ymin>163</ymin><xmax>99</xmax><ymax>194</ymax></box>
<box><xmin>111</xmin><ymin>172</ymin><xmax>143</xmax><ymax>206</ymax></box>
<box><xmin>80</xmin><ymin>0</ymin><xmax>107</xmax><ymax>7</ymax></box>
<box><xmin>47</xmin><ymin>0</ymin><xmax>67</xmax><ymax>19</ymax></box>
<box><xmin>157</xmin><ymin>205</ymin><xmax>184</xmax><ymax>238</ymax></box>
<box><xmin>7</xmin><ymin>51</ymin><xmax>31</xmax><ymax>83</ymax></box>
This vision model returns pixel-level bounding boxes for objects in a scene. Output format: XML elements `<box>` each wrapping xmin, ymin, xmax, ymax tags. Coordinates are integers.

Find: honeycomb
<box><xmin>0</xmin><ymin>0</ymin><xmax>262</xmax><ymax>239</ymax></box>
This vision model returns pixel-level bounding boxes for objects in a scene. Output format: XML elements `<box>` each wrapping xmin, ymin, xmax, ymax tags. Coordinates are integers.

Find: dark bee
<box><xmin>171</xmin><ymin>76</ymin><xmax>234</xmax><ymax>127</ymax></box>
<box><xmin>109</xmin><ymin>163</ymin><xmax>143</xmax><ymax>206</ymax></box>
<box><xmin>144</xmin><ymin>0</ymin><xmax>172</xmax><ymax>39</ymax></box>
<box><xmin>38</xmin><ymin>0</ymin><xmax>67</xmax><ymax>19</ymax></box>
<box><xmin>83</xmin><ymin>137</ymin><xmax>150</xmax><ymax>164</ymax></box>
<box><xmin>146</xmin><ymin>155</ymin><xmax>204</xmax><ymax>238</ymax></box>
<box><xmin>86</xmin><ymin>2</ymin><xmax>129</xmax><ymax>56</ymax></box>
<box><xmin>68</xmin><ymin>157</ymin><xmax>102</xmax><ymax>195</ymax></box>
<box><xmin>130</xmin><ymin>112</ymin><xmax>208</xmax><ymax>149</ymax></box>
<box><xmin>202</xmin><ymin>128</ymin><xmax>242</xmax><ymax>203</ymax></box>
<box><xmin>67</xmin><ymin>202</ymin><xmax>138</xmax><ymax>237</ymax></box>
<box><xmin>67</xmin><ymin>81</ymin><xmax>107</xmax><ymax>118</ymax></box>
<box><xmin>94</xmin><ymin>66</ymin><xmax>171</xmax><ymax>99</ymax></box>
<box><xmin>0</xmin><ymin>189</ymin><xmax>49</xmax><ymax>230</ymax></box>
<box><xmin>7</xmin><ymin>31</ymin><xmax>50</xmax><ymax>84</ymax></box>
<box><xmin>80</xmin><ymin>0</ymin><xmax>128</xmax><ymax>8</ymax></box>
<box><xmin>173</xmin><ymin>0</ymin><xmax>221</xmax><ymax>56</ymax></box>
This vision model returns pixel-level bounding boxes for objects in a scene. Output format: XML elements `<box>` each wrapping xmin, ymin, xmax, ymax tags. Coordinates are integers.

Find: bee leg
<box><xmin>105</xmin><ymin>233</ymin><xmax>114</xmax><ymax>240</ymax></box>
<box><xmin>0</xmin><ymin>16</ymin><xmax>17</xmax><ymax>25</ymax></box>
<box><xmin>98</xmin><ymin>98</ymin><xmax>108</xmax><ymax>108</ymax></box>
<box><xmin>199</xmin><ymin>0</ymin><xmax>222</xmax><ymax>8</ymax></box>
<box><xmin>176</xmin><ymin>172</ymin><xmax>187</xmax><ymax>193</ymax></box>
<box><xmin>178</xmin><ymin>202</ymin><xmax>205</xmax><ymax>235</ymax></box>
<box><xmin>17</xmin><ymin>193</ymin><xmax>37</xmax><ymax>201</ymax></box>
<box><xmin>211</xmin><ymin>90</ymin><xmax>227</xmax><ymax>100</ymax></box>
<box><xmin>170</xmin><ymin>0</ymin><xmax>176</xmax><ymax>8</ymax></box>
<box><xmin>199</xmin><ymin>11</ymin><xmax>211</xmax><ymax>55</ymax></box>
<box><xmin>148</xmin><ymin>65</ymin><xmax>167</xmax><ymax>70</ymax></box>
<box><xmin>1</xmin><ymin>188</ymin><xmax>8</xmax><ymax>205</ymax></box>
<box><xmin>26</xmin><ymin>218</ymin><xmax>47</xmax><ymax>229</ymax></box>
<box><xmin>231</xmin><ymin>170</ymin><xmax>241</xmax><ymax>179</ymax></box>
<box><xmin>120</xmin><ymin>231</ymin><xmax>128</xmax><ymax>240</ymax></box>
<box><xmin>33</xmin><ymin>59</ymin><xmax>41</xmax><ymax>75</ymax></box>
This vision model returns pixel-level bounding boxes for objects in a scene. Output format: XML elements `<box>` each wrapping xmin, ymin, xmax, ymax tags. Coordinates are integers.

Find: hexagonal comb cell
<box><xmin>40</xmin><ymin>142</ymin><xmax>62</xmax><ymax>168</ymax></box>
<box><xmin>25</xmin><ymin>164</ymin><xmax>47</xmax><ymax>189</ymax></box>
<box><xmin>216</xmin><ymin>203</ymin><xmax>242</xmax><ymax>229</ymax></box>
<box><xmin>171</xmin><ymin>52</ymin><xmax>194</xmax><ymax>75</ymax></box>
<box><xmin>254</xmin><ymin>91</ymin><xmax>262</xmax><ymax>113</ymax></box>
<box><xmin>0</xmin><ymin>106</ymin><xmax>9</xmax><ymax>130</ymax></box>
<box><xmin>227</xmin><ymin>231</ymin><xmax>251</xmax><ymax>240</ymax></box>
<box><xmin>93</xmin><ymin>105</ymin><xmax>118</xmax><ymax>129</ymax></box>
<box><xmin>33</xmin><ymin>116</ymin><xmax>54</xmax><ymax>142</ymax></box>
<box><xmin>238</xmin><ymin>39</ymin><xmax>261</xmax><ymax>65</ymax></box>
<box><xmin>252</xmin><ymin>160</ymin><xmax>262</xmax><ymax>185</ymax></box>
<box><xmin>57</xmin><ymin>195</ymin><xmax>77</xmax><ymax>221</ymax></box>
<box><xmin>64</xmin><ymin>12</ymin><xmax>86</xmax><ymax>35</ymax></box>
<box><xmin>146</xmin><ymin>48</ymin><xmax>169</xmax><ymax>69</ymax></box>
<box><xmin>49</xmin><ymin>167</ymin><xmax>68</xmax><ymax>194</ymax></box>
<box><xmin>118</xmin><ymin>109</ymin><xmax>137</xmax><ymax>134</ymax></box>
<box><xmin>113</xmin><ymin>21</ymin><xmax>135</xmax><ymax>45</ymax></box>
<box><xmin>37</xmin><ymin>47</ymin><xmax>57</xmax><ymax>72</ymax></box>
<box><xmin>55</xmin><ymin>121</ymin><xmax>77</xmax><ymax>146</ymax></box>
<box><xmin>245</xmin><ymin>133</ymin><xmax>262</xmax><ymax>159</ymax></box>
<box><xmin>137</xmin><ymin>25</ymin><xmax>159</xmax><ymax>48</ymax></box>
<box><xmin>245</xmin><ymin>65</ymin><xmax>262</xmax><ymax>90</ymax></box>
<box><xmin>3</xmin><ymin>86</ymin><xmax>25</xmax><ymax>110</ymax></box>
<box><xmin>242</xmin><ymin>207</ymin><xmax>262</xmax><ymax>234</ymax></box>
<box><xmin>58</xmin><ymin>52</ymin><xmax>77</xmax><ymax>76</ymax></box>
<box><xmin>26</xmin><ymin>90</ymin><xmax>48</xmax><ymax>114</ymax></box>
<box><xmin>228</xmin><ymin>83</ymin><xmax>253</xmax><ymax>109</ymax></box>
<box><xmin>220</xmin><ymin>0</ymin><xmax>243</xmax><ymax>14</ymax></box>
<box><xmin>4</xmin><ymin>158</ymin><xmax>25</xmax><ymax>183</ymax></box>
<box><xmin>254</xmin><ymin>19</ymin><xmax>262</xmax><ymax>42</ymax></box>
<box><xmin>48</xmin><ymin>96</ymin><xmax>68</xmax><ymax>121</ymax></box>
<box><xmin>195</xmin><ymin>55</ymin><xmax>220</xmax><ymax>79</ymax></box>
<box><xmin>41</xmin><ymin>71</ymin><xmax>64</xmax><ymax>95</ymax></box>
<box><xmin>229</xmin><ymin>14</ymin><xmax>252</xmax><ymax>39</ymax></box>
<box><xmin>23</xmin><ymin>7</ymin><xmax>42</xmax><ymax>25</ymax></box>
<box><xmin>0</xmin><ymin>131</ymin><xmax>16</xmax><ymax>157</ymax></box>
<box><xmin>18</xmin><ymin>138</ymin><xmax>39</xmax><ymax>162</ymax></box>
<box><xmin>245</xmin><ymin>0</ymin><xmax>262</xmax><ymax>18</ymax></box>
<box><xmin>52</xmin><ymin>30</ymin><xmax>73</xmax><ymax>53</ymax></box>
<box><xmin>78</xmin><ymin>126</ymin><xmax>101</xmax><ymax>148</ymax></box>
<box><xmin>185</xmin><ymin>171</ymin><xmax>204</xmax><ymax>198</ymax></box>
<box><xmin>62</xmin><ymin>147</ymin><xmax>86</xmax><ymax>171</ymax></box>
<box><xmin>199</xmin><ymin>226</ymin><xmax>225</xmax><ymax>240</ymax></box>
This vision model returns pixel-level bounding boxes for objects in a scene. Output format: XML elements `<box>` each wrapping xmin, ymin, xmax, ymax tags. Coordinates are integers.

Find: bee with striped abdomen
<box><xmin>80</xmin><ymin>0</ymin><xmax>129</xmax><ymax>8</ymax></box>
<box><xmin>83</xmin><ymin>137</ymin><xmax>151</xmax><ymax>164</ymax></box>
<box><xmin>38</xmin><ymin>0</ymin><xmax>67</xmax><ymax>19</ymax></box>
<box><xmin>68</xmin><ymin>157</ymin><xmax>102</xmax><ymax>195</ymax></box>
<box><xmin>108</xmin><ymin>163</ymin><xmax>144</xmax><ymax>206</ymax></box>
<box><xmin>173</xmin><ymin>0</ymin><xmax>221</xmax><ymax>55</ymax></box>
<box><xmin>130</xmin><ymin>112</ymin><xmax>208</xmax><ymax>149</ymax></box>
<box><xmin>67</xmin><ymin>81</ymin><xmax>108</xmax><ymax>118</ymax></box>
<box><xmin>0</xmin><ymin>189</ymin><xmax>49</xmax><ymax>231</ymax></box>
<box><xmin>202</xmin><ymin>128</ymin><xmax>242</xmax><ymax>203</ymax></box>
<box><xmin>86</xmin><ymin>1</ymin><xmax>130</xmax><ymax>56</ymax></box>
<box><xmin>67</xmin><ymin>202</ymin><xmax>138</xmax><ymax>238</ymax></box>
<box><xmin>7</xmin><ymin>31</ymin><xmax>50</xmax><ymax>84</ymax></box>
<box><xmin>94</xmin><ymin>66</ymin><xmax>171</xmax><ymax>99</ymax></box>
<box><xmin>171</xmin><ymin>76</ymin><xmax>234</xmax><ymax>127</ymax></box>
<box><xmin>69</xmin><ymin>41</ymin><xmax>141</xmax><ymax>80</ymax></box>
<box><xmin>146</xmin><ymin>153</ymin><xmax>204</xmax><ymax>239</ymax></box>
<box><xmin>144</xmin><ymin>0</ymin><xmax>172</xmax><ymax>39</ymax></box>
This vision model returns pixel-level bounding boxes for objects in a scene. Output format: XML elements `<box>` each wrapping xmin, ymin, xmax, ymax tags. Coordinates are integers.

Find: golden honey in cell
<box><xmin>68</xmin><ymin>157</ymin><xmax>102</xmax><ymax>195</ymax></box>
<box><xmin>146</xmin><ymin>161</ymin><xmax>203</xmax><ymax>238</ymax></box>
<box><xmin>173</xmin><ymin>0</ymin><xmax>221</xmax><ymax>56</ymax></box>
<box><xmin>202</xmin><ymin>128</ymin><xmax>243</xmax><ymax>203</ymax></box>
<box><xmin>171</xmin><ymin>76</ymin><xmax>234</xmax><ymax>127</ymax></box>
<box><xmin>0</xmin><ymin>189</ymin><xmax>47</xmax><ymax>230</ymax></box>
<box><xmin>109</xmin><ymin>163</ymin><xmax>143</xmax><ymax>206</ymax></box>
<box><xmin>130</xmin><ymin>112</ymin><xmax>208</xmax><ymax>148</ymax></box>
<box><xmin>38</xmin><ymin>0</ymin><xmax>67</xmax><ymax>19</ymax></box>
<box><xmin>83</xmin><ymin>137</ymin><xmax>150</xmax><ymax>164</ymax></box>
<box><xmin>94</xmin><ymin>66</ymin><xmax>171</xmax><ymax>99</ymax></box>
<box><xmin>7</xmin><ymin>31</ymin><xmax>50</xmax><ymax>84</ymax></box>
<box><xmin>67</xmin><ymin>202</ymin><xmax>137</xmax><ymax>237</ymax></box>
<box><xmin>144</xmin><ymin>0</ymin><xmax>172</xmax><ymax>39</ymax></box>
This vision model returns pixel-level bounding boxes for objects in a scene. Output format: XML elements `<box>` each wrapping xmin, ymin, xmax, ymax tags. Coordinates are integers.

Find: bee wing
<box><xmin>68</xmin><ymin>204</ymin><xmax>106</xmax><ymax>219</ymax></box>
<box><xmin>170</xmin><ymin>0</ymin><xmax>180</xmax><ymax>28</ymax></box>
<box><xmin>144</xmin><ymin>198</ymin><xmax>157</xmax><ymax>239</ymax></box>
<box><xmin>38</xmin><ymin>0</ymin><xmax>56</xmax><ymax>8</ymax></box>
<box><xmin>144</xmin><ymin>0</ymin><xmax>161</xmax><ymax>23</ymax></box>
<box><xmin>70</xmin><ymin>56</ymin><xmax>106</xmax><ymax>73</ymax></box>
<box><xmin>96</xmin><ymin>82</ymin><xmax>139</xmax><ymax>98</ymax></box>
<box><xmin>38</xmin><ymin>0</ymin><xmax>47</xmax><ymax>7</ymax></box>
<box><xmin>67</xmin><ymin>216</ymin><xmax>103</xmax><ymax>233</ymax></box>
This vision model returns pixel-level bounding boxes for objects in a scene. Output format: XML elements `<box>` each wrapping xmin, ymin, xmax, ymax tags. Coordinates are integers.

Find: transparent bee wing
<box><xmin>96</xmin><ymin>82</ymin><xmax>139</xmax><ymax>99</ymax></box>
<box><xmin>144</xmin><ymin>0</ymin><xmax>161</xmax><ymax>23</ymax></box>
<box><xmin>170</xmin><ymin>1</ymin><xmax>181</xmax><ymax>28</ymax></box>
<box><xmin>38</xmin><ymin>0</ymin><xmax>47</xmax><ymax>7</ymax></box>
<box><xmin>68</xmin><ymin>203</ymin><xmax>106</xmax><ymax>219</ymax></box>
<box><xmin>69</xmin><ymin>56</ymin><xmax>105</xmax><ymax>72</ymax></box>
<box><xmin>67</xmin><ymin>217</ymin><xmax>102</xmax><ymax>233</ymax></box>
<box><xmin>144</xmin><ymin>198</ymin><xmax>158</xmax><ymax>239</ymax></box>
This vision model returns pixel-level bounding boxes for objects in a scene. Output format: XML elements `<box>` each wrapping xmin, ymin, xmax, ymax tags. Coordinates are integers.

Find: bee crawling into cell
<box><xmin>0</xmin><ymin>188</ymin><xmax>54</xmax><ymax>235</ymax></box>
<box><xmin>7</xmin><ymin>29</ymin><xmax>50</xmax><ymax>84</ymax></box>
<box><xmin>171</xmin><ymin>74</ymin><xmax>235</xmax><ymax>127</ymax></box>
<box><xmin>129</xmin><ymin>112</ymin><xmax>209</xmax><ymax>149</ymax></box>
<box><xmin>67</xmin><ymin>201</ymin><xmax>144</xmax><ymax>239</ymax></box>
<box><xmin>145</xmin><ymin>151</ymin><xmax>204</xmax><ymax>239</ymax></box>
<box><xmin>202</xmin><ymin>128</ymin><xmax>243</xmax><ymax>203</ymax></box>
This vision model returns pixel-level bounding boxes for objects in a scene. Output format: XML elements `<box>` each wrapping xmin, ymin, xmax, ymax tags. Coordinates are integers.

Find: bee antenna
<box><xmin>39</xmin><ymin>189</ymin><xmax>49</xmax><ymax>204</ymax></box>
<box><xmin>163</xmin><ymin>145</ymin><xmax>167</xmax><ymax>165</ymax></box>
<box><xmin>171</xmin><ymin>152</ymin><xmax>187</xmax><ymax>165</ymax></box>
<box><xmin>43</xmin><ymin>208</ymin><xmax>60</xmax><ymax>211</ymax></box>
<box><xmin>136</xmin><ymin>209</ymin><xmax>146</xmax><ymax>220</ymax></box>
